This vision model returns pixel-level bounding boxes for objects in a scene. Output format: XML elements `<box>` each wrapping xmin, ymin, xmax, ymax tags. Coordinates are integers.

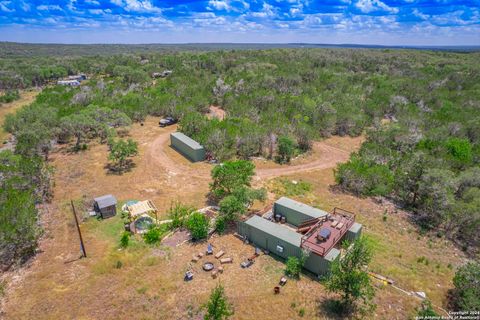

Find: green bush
<box><xmin>452</xmin><ymin>261</ymin><xmax>480</xmax><ymax>311</ymax></box>
<box><xmin>187</xmin><ymin>212</ymin><xmax>209</xmax><ymax>241</ymax></box>
<box><xmin>335</xmin><ymin>156</ymin><xmax>394</xmax><ymax>196</ymax></box>
<box><xmin>143</xmin><ymin>226</ymin><xmax>162</xmax><ymax>244</ymax></box>
<box><xmin>285</xmin><ymin>256</ymin><xmax>303</xmax><ymax>278</ymax></box>
<box><xmin>276</xmin><ymin>136</ymin><xmax>296</xmax><ymax>164</ymax></box>
<box><xmin>120</xmin><ymin>232</ymin><xmax>130</xmax><ymax>248</ymax></box>
<box><xmin>215</xmin><ymin>216</ymin><xmax>226</xmax><ymax>234</ymax></box>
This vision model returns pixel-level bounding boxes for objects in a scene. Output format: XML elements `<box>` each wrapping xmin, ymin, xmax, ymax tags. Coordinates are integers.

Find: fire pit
<box><xmin>203</xmin><ymin>262</ymin><xmax>214</xmax><ymax>271</ymax></box>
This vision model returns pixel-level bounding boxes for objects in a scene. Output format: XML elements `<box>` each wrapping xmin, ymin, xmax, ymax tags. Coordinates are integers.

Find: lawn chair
<box><xmin>336</xmin><ymin>222</ymin><xmax>344</xmax><ymax>229</ymax></box>
<box><xmin>206</xmin><ymin>243</ymin><xmax>213</xmax><ymax>255</ymax></box>
<box><xmin>331</xmin><ymin>220</ymin><xmax>339</xmax><ymax>228</ymax></box>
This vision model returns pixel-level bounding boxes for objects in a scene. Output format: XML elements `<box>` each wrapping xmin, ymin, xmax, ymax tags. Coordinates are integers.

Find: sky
<box><xmin>0</xmin><ymin>0</ymin><xmax>479</xmax><ymax>45</ymax></box>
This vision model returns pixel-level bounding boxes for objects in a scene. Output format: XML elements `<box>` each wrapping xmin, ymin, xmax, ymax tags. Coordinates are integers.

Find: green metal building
<box><xmin>273</xmin><ymin>197</ymin><xmax>329</xmax><ymax>226</ymax></box>
<box><xmin>170</xmin><ymin>132</ymin><xmax>206</xmax><ymax>162</ymax></box>
<box><xmin>238</xmin><ymin>215</ymin><xmax>340</xmax><ymax>276</ymax></box>
<box><xmin>237</xmin><ymin>197</ymin><xmax>363</xmax><ymax>277</ymax></box>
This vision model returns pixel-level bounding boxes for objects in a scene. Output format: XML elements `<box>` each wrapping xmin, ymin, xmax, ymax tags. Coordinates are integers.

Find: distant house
<box><xmin>170</xmin><ymin>132</ymin><xmax>206</xmax><ymax>162</ymax></box>
<box><xmin>67</xmin><ymin>74</ymin><xmax>87</xmax><ymax>82</ymax></box>
<box><xmin>94</xmin><ymin>194</ymin><xmax>117</xmax><ymax>219</ymax></box>
<box><xmin>57</xmin><ymin>80</ymin><xmax>80</xmax><ymax>86</ymax></box>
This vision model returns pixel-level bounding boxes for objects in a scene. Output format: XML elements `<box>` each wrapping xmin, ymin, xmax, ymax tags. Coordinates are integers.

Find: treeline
<box><xmin>335</xmin><ymin>53</ymin><xmax>480</xmax><ymax>253</ymax></box>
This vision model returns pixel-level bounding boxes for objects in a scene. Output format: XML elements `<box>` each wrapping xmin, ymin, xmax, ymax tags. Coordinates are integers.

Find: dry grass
<box><xmin>1</xmin><ymin>118</ymin><xmax>465</xmax><ymax>320</ymax></box>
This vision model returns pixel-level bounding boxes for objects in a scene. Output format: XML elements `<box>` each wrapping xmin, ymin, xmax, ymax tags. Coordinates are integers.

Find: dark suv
<box><xmin>159</xmin><ymin>117</ymin><xmax>177</xmax><ymax>127</ymax></box>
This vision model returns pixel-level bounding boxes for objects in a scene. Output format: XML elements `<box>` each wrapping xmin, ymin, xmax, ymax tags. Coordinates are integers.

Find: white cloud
<box><xmin>85</xmin><ymin>0</ymin><xmax>100</xmax><ymax>5</ymax></box>
<box><xmin>37</xmin><ymin>5</ymin><xmax>63</xmax><ymax>11</ymax></box>
<box><xmin>21</xmin><ymin>1</ymin><xmax>30</xmax><ymax>11</ymax></box>
<box><xmin>251</xmin><ymin>3</ymin><xmax>276</xmax><ymax>18</ymax></box>
<box><xmin>124</xmin><ymin>0</ymin><xmax>161</xmax><ymax>13</ymax></box>
<box><xmin>111</xmin><ymin>0</ymin><xmax>123</xmax><ymax>5</ymax></box>
<box><xmin>89</xmin><ymin>9</ymin><xmax>105</xmax><ymax>15</ymax></box>
<box><xmin>0</xmin><ymin>1</ymin><xmax>14</xmax><ymax>12</ymax></box>
<box><xmin>355</xmin><ymin>0</ymin><xmax>399</xmax><ymax>14</ymax></box>
<box><xmin>208</xmin><ymin>0</ymin><xmax>229</xmax><ymax>11</ymax></box>
<box><xmin>413</xmin><ymin>8</ymin><xmax>428</xmax><ymax>20</ymax></box>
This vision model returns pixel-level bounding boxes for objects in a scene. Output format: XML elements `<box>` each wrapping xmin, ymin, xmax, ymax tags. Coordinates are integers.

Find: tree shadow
<box><xmin>105</xmin><ymin>160</ymin><xmax>136</xmax><ymax>175</ymax></box>
<box><xmin>317</xmin><ymin>298</ymin><xmax>353</xmax><ymax>320</ymax></box>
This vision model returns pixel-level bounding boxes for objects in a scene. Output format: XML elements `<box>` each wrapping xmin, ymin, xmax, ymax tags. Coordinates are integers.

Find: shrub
<box><xmin>143</xmin><ymin>226</ymin><xmax>162</xmax><ymax>244</ymax></box>
<box><xmin>168</xmin><ymin>201</ymin><xmax>195</xmax><ymax>229</ymax></box>
<box><xmin>452</xmin><ymin>261</ymin><xmax>480</xmax><ymax>311</ymax></box>
<box><xmin>120</xmin><ymin>232</ymin><xmax>130</xmax><ymax>248</ymax></box>
<box><xmin>285</xmin><ymin>256</ymin><xmax>303</xmax><ymax>278</ymax></box>
<box><xmin>215</xmin><ymin>216</ymin><xmax>226</xmax><ymax>234</ymax></box>
<box><xmin>276</xmin><ymin>136</ymin><xmax>296</xmax><ymax>164</ymax></box>
<box><xmin>187</xmin><ymin>212</ymin><xmax>209</xmax><ymax>241</ymax></box>
<box><xmin>204</xmin><ymin>284</ymin><xmax>233</xmax><ymax>320</ymax></box>
<box><xmin>416</xmin><ymin>300</ymin><xmax>438</xmax><ymax>317</ymax></box>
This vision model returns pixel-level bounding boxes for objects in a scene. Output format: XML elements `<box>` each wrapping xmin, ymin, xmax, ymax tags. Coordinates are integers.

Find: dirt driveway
<box><xmin>146</xmin><ymin>127</ymin><xmax>362</xmax><ymax>181</ymax></box>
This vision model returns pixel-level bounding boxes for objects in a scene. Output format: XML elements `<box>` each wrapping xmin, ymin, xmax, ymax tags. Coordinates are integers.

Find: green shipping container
<box><xmin>170</xmin><ymin>132</ymin><xmax>206</xmax><ymax>162</ymax></box>
<box><xmin>238</xmin><ymin>215</ymin><xmax>338</xmax><ymax>276</ymax></box>
<box><xmin>273</xmin><ymin>197</ymin><xmax>328</xmax><ymax>227</ymax></box>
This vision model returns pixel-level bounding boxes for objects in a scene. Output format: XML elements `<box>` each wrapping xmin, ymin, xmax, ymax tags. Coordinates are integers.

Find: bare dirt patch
<box><xmin>207</xmin><ymin>105</ymin><xmax>226</xmax><ymax>120</ymax></box>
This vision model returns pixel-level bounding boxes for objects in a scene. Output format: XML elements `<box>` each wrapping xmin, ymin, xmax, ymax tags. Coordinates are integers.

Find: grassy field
<box><xmin>1</xmin><ymin>118</ymin><xmax>465</xmax><ymax>320</ymax></box>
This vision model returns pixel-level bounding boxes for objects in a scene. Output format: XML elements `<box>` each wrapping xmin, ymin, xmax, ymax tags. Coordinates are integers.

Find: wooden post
<box><xmin>71</xmin><ymin>200</ymin><xmax>87</xmax><ymax>258</ymax></box>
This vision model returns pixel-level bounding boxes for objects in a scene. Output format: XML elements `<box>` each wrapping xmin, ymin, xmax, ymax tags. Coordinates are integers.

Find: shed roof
<box><xmin>94</xmin><ymin>194</ymin><xmax>117</xmax><ymax>209</ymax></box>
<box><xmin>324</xmin><ymin>247</ymin><xmax>340</xmax><ymax>262</ymax></box>
<box><xmin>171</xmin><ymin>132</ymin><xmax>203</xmax><ymax>150</ymax></box>
<box><xmin>349</xmin><ymin>222</ymin><xmax>362</xmax><ymax>233</ymax></box>
<box><xmin>275</xmin><ymin>197</ymin><xmax>329</xmax><ymax>219</ymax></box>
<box><xmin>245</xmin><ymin>215</ymin><xmax>302</xmax><ymax>247</ymax></box>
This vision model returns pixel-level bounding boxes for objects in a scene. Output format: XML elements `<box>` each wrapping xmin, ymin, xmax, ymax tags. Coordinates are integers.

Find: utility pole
<box><xmin>70</xmin><ymin>200</ymin><xmax>87</xmax><ymax>258</ymax></box>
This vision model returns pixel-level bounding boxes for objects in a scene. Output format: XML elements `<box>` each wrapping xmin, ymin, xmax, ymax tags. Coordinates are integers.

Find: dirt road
<box><xmin>146</xmin><ymin>127</ymin><xmax>355</xmax><ymax>180</ymax></box>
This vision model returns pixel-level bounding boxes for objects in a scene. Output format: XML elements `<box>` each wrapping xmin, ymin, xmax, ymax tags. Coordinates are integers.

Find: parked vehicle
<box><xmin>159</xmin><ymin>117</ymin><xmax>177</xmax><ymax>127</ymax></box>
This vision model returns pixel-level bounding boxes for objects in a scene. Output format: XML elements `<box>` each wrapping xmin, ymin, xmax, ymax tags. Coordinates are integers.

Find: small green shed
<box><xmin>273</xmin><ymin>197</ymin><xmax>328</xmax><ymax>227</ymax></box>
<box><xmin>170</xmin><ymin>132</ymin><xmax>206</xmax><ymax>162</ymax></box>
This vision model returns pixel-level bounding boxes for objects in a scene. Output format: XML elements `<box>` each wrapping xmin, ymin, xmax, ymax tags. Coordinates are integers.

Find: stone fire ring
<box><xmin>203</xmin><ymin>262</ymin><xmax>214</xmax><ymax>271</ymax></box>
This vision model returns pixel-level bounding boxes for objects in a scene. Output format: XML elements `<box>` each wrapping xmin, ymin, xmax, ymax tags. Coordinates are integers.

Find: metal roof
<box><xmin>275</xmin><ymin>197</ymin><xmax>329</xmax><ymax>219</ymax></box>
<box><xmin>348</xmin><ymin>222</ymin><xmax>362</xmax><ymax>233</ymax></box>
<box><xmin>245</xmin><ymin>215</ymin><xmax>302</xmax><ymax>247</ymax></box>
<box><xmin>171</xmin><ymin>132</ymin><xmax>204</xmax><ymax>150</ymax></box>
<box><xmin>94</xmin><ymin>194</ymin><xmax>117</xmax><ymax>209</ymax></box>
<box><xmin>324</xmin><ymin>248</ymin><xmax>340</xmax><ymax>262</ymax></box>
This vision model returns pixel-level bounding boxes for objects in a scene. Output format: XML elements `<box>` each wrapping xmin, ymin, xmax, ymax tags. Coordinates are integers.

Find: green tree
<box><xmin>60</xmin><ymin>113</ymin><xmax>94</xmax><ymax>150</ymax></box>
<box><xmin>187</xmin><ymin>212</ymin><xmax>209</xmax><ymax>240</ymax></box>
<box><xmin>277</xmin><ymin>136</ymin><xmax>295</xmax><ymax>164</ymax></box>
<box><xmin>108</xmin><ymin>138</ymin><xmax>138</xmax><ymax>171</ymax></box>
<box><xmin>204</xmin><ymin>284</ymin><xmax>233</xmax><ymax>320</ymax></box>
<box><xmin>219</xmin><ymin>195</ymin><xmax>245</xmax><ymax>222</ymax></box>
<box><xmin>452</xmin><ymin>261</ymin><xmax>480</xmax><ymax>311</ymax></box>
<box><xmin>325</xmin><ymin>237</ymin><xmax>376</xmax><ymax>316</ymax></box>
<box><xmin>210</xmin><ymin>160</ymin><xmax>255</xmax><ymax>199</ymax></box>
